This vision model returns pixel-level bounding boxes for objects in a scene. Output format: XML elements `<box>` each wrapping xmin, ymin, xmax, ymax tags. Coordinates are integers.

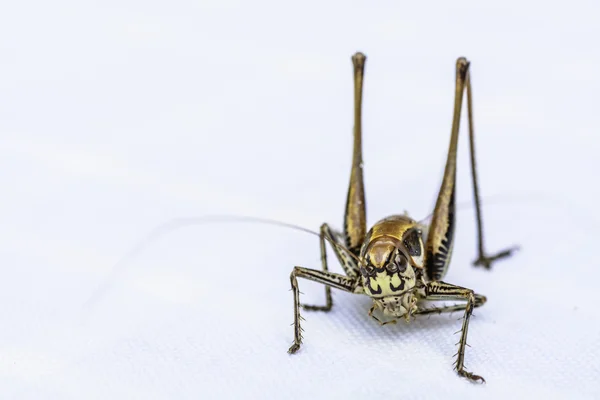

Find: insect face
<box><xmin>360</xmin><ymin>238</ymin><xmax>422</xmax><ymax>317</ymax></box>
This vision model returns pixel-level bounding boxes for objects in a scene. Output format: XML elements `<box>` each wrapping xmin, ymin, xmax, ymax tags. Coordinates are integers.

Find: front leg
<box><xmin>288</xmin><ymin>266</ymin><xmax>360</xmax><ymax>354</ymax></box>
<box><xmin>424</xmin><ymin>281</ymin><xmax>486</xmax><ymax>383</ymax></box>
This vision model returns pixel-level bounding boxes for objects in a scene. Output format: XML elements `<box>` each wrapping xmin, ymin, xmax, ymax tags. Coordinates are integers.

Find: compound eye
<box><xmin>394</xmin><ymin>254</ymin><xmax>408</xmax><ymax>273</ymax></box>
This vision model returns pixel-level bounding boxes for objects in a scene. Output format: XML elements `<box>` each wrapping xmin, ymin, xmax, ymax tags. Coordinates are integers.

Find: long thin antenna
<box><xmin>82</xmin><ymin>190</ymin><xmax>598</xmax><ymax>316</ymax></box>
<box><xmin>81</xmin><ymin>215</ymin><xmax>363</xmax><ymax>315</ymax></box>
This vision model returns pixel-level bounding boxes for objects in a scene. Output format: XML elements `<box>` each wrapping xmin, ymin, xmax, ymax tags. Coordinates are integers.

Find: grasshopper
<box><xmin>287</xmin><ymin>52</ymin><xmax>517</xmax><ymax>383</ymax></box>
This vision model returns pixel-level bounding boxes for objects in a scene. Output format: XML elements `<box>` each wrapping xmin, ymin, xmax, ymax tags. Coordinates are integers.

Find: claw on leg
<box><xmin>473</xmin><ymin>246</ymin><xmax>519</xmax><ymax>269</ymax></box>
<box><xmin>457</xmin><ymin>369</ymin><xmax>486</xmax><ymax>383</ymax></box>
<box><xmin>288</xmin><ymin>343</ymin><xmax>301</xmax><ymax>354</ymax></box>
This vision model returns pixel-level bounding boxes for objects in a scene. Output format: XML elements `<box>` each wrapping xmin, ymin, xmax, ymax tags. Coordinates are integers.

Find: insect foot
<box><xmin>457</xmin><ymin>369</ymin><xmax>486</xmax><ymax>384</ymax></box>
<box><xmin>473</xmin><ymin>246</ymin><xmax>519</xmax><ymax>269</ymax></box>
<box><xmin>287</xmin><ymin>343</ymin><xmax>301</xmax><ymax>354</ymax></box>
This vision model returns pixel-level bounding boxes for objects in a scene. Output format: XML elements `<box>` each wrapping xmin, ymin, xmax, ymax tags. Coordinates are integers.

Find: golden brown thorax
<box><xmin>360</xmin><ymin>215</ymin><xmax>425</xmax><ymax>270</ymax></box>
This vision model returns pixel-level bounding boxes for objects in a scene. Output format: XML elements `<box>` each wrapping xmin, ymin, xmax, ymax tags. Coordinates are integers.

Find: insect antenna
<box><xmin>83</xmin><ymin>191</ymin><xmax>595</xmax><ymax>317</ymax></box>
<box><xmin>82</xmin><ymin>215</ymin><xmax>364</xmax><ymax>315</ymax></box>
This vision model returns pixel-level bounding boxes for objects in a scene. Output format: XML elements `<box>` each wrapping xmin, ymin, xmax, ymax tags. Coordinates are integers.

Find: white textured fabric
<box><xmin>1</xmin><ymin>1</ymin><xmax>600</xmax><ymax>399</ymax></box>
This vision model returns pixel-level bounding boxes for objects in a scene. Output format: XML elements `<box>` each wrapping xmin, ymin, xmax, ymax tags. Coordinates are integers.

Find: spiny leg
<box><xmin>424</xmin><ymin>58</ymin><xmax>468</xmax><ymax>282</ymax></box>
<box><xmin>424</xmin><ymin>281</ymin><xmax>486</xmax><ymax>383</ymax></box>
<box><xmin>292</xmin><ymin>53</ymin><xmax>367</xmax><ymax>345</ymax></box>
<box><xmin>424</xmin><ymin>58</ymin><xmax>516</xmax><ymax>282</ymax></box>
<box><xmin>303</xmin><ymin>53</ymin><xmax>366</xmax><ymax>312</ymax></box>
<box><xmin>464</xmin><ymin>64</ymin><xmax>518</xmax><ymax>269</ymax></box>
<box><xmin>303</xmin><ymin>52</ymin><xmax>367</xmax><ymax>313</ymax></box>
<box><xmin>303</xmin><ymin>223</ymin><xmax>360</xmax><ymax>312</ymax></box>
<box><xmin>343</xmin><ymin>52</ymin><xmax>367</xmax><ymax>257</ymax></box>
<box><xmin>288</xmin><ymin>266</ymin><xmax>360</xmax><ymax>354</ymax></box>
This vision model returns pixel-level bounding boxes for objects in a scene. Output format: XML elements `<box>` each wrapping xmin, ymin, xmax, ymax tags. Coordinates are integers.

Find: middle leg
<box><xmin>303</xmin><ymin>223</ymin><xmax>360</xmax><ymax>312</ymax></box>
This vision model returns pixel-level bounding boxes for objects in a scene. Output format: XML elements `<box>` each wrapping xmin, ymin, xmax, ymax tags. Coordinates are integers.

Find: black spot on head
<box><xmin>389</xmin><ymin>277</ymin><xmax>405</xmax><ymax>292</ymax></box>
<box><xmin>367</xmin><ymin>279</ymin><xmax>382</xmax><ymax>295</ymax></box>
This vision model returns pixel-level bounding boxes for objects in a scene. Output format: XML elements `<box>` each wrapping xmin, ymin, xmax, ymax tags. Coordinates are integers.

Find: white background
<box><xmin>1</xmin><ymin>1</ymin><xmax>599</xmax><ymax>399</ymax></box>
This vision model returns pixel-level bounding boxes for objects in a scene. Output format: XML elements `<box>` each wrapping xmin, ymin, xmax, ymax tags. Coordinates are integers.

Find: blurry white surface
<box><xmin>1</xmin><ymin>1</ymin><xmax>599</xmax><ymax>398</ymax></box>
